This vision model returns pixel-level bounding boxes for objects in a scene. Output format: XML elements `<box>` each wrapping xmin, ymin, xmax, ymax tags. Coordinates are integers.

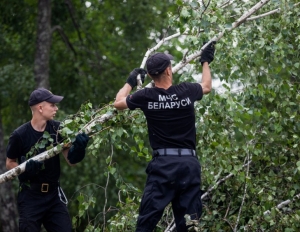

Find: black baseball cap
<box><xmin>146</xmin><ymin>52</ymin><xmax>174</xmax><ymax>75</ymax></box>
<box><xmin>28</xmin><ymin>88</ymin><xmax>64</xmax><ymax>106</ymax></box>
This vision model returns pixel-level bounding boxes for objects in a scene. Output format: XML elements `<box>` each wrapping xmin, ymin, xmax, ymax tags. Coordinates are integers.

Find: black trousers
<box><xmin>136</xmin><ymin>156</ymin><xmax>202</xmax><ymax>232</ymax></box>
<box><xmin>17</xmin><ymin>184</ymin><xmax>72</xmax><ymax>232</ymax></box>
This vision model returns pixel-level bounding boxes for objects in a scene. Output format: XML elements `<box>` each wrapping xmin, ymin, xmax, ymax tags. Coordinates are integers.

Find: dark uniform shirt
<box><xmin>126</xmin><ymin>82</ymin><xmax>203</xmax><ymax>150</ymax></box>
<box><xmin>6</xmin><ymin>120</ymin><xmax>63</xmax><ymax>183</ymax></box>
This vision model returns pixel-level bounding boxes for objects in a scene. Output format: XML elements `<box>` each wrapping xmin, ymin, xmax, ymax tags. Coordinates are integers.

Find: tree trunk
<box><xmin>34</xmin><ymin>0</ymin><xmax>52</xmax><ymax>89</ymax></box>
<box><xmin>0</xmin><ymin>114</ymin><xmax>18</xmax><ymax>232</ymax></box>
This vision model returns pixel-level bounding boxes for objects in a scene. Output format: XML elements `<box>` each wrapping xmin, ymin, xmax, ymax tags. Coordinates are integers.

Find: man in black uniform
<box><xmin>6</xmin><ymin>88</ymin><xmax>89</xmax><ymax>232</ymax></box>
<box><xmin>114</xmin><ymin>42</ymin><xmax>215</xmax><ymax>231</ymax></box>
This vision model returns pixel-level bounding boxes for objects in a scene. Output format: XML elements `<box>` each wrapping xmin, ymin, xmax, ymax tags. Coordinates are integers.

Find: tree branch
<box><xmin>201</xmin><ymin>160</ymin><xmax>252</xmax><ymax>200</ymax></box>
<box><xmin>234</xmin><ymin>152</ymin><xmax>252</xmax><ymax>231</ymax></box>
<box><xmin>247</xmin><ymin>8</ymin><xmax>280</xmax><ymax>21</ymax></box>
<box><xmin>172</xmin><ymin>0</ymin><xmax>271</xmax><ymax>75</ymax></box>
<box><xmin>162</xmin><ymin>159</ymin><xmax>252</xmax><ymax>232</ymax></box>
<box><xmin>64</xmin><ymin>0</ymin><xmax>83</xmax><ymax>45</ymax></box>
<box><xmin>220</xmin><ymin>0</ymin><xmax>235</xmax><ymax>9</ymax></box>
<box><xmin>0</xmin><ymin>0</ymin><xmax>272</xmax><ymax>187</ymax></box>
<box><xmin>142</xmin><ymin>0</ymin><xmax>272</xmax><ymax>90</ymax></box>
<box><xmin>0</xmin><ymin>110</ymin><xmax>116</xmax><ymax>184</ymax></box>
<box><xmin>136</xmin><ymin>32</ymin><xmax>181</xmax><ymax>90</ymax></box>
<box><xmin>263</xmin><ymin>192</ymin><xmax>300</xmax><ymax>216</ymax></box>
<box><xmin>52</xmin><ymin>25</ymin><xmax>77</xmax><ymax>56</ymax></box>
<box><xmin>247</xmin><ymin>2</ymin><xmax>300</xmax><ymax>21</ymax></box>
<box><xmin>102</xmin><ymin>139</ymin><xmax>114</xmax><ymax>229</ymax></box>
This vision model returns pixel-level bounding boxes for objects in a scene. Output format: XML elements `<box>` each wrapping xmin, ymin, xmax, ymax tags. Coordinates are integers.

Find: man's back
<box><xmin>127</xmin><ymin>82</ymin><xmax>203</xmax><ymax>149</ymax></box>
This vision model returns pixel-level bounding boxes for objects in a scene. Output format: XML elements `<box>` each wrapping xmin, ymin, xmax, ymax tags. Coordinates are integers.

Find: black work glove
<box><xmin>67</xmin><ymin>133</ymin><xmax>90</xmax><ymax>164</ymax></box>
<box><xmin>19</xmin><ymin>157</ymin><xmax>43</xmax><ymax>182</ymax></box>
<box><xmin>126</xmin><ymin>68</ymin><xmax>147</xmax><ymax>88</ymax></box>
<box><xmin>200</xmin><ymin>41</ymin><xmax>216</xmax><ymax>65</ymax></box>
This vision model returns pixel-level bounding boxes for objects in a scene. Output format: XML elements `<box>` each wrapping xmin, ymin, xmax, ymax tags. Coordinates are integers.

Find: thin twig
<box><xmin>234</xmin><ymin>150</ymin><xmax>251</xmax><ymax>231</ymax></box>
<box><xmin>102</xmin><ymin>138</ymin><xmax>114</xmax><ymax>228</ymax></box>
<box><xmin>247</xmin><ymin>2</ymin><xmax>300</xmax><ymax>21</ymax></box>
<box><xmin>247</xmin><ymin>8</ymin><xmax>281</xmax><ymax>21</ymax></box>
<box><xmin>201</xmin><ymin>160</ymin><xmax>252</xmax><ymax>200</ymax></box>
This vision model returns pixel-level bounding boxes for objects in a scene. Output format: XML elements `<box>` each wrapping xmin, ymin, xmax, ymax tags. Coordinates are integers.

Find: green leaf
<box><xmin>181</xmin><ymin>7</ymin><xmax>190</xmax><ymax>18</ymax></box>
<box><xmin>42</xmin><ymin>131</ymin><xmax>50</xmax><ymax>139</ymax></box>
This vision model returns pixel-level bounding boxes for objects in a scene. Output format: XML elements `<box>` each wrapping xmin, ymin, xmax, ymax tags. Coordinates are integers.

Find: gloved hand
<box><xmin>67</xmin><ymin>133</ymin><xmax>90</xmax><ymax>164</ymax></box>
<box><xmin>19</xmin><ymin>157</ymin><xmax>43</xmax><ymax>182</ymax></box>
<box><xmin>126</xmin><ymin>68</ymin><xmax>147</xmax><ymax>88</ymax></box>
<box><xmin>200</xmin><ymin>41</ymin><xmax>216</xmax><ymax>65</ymax></box>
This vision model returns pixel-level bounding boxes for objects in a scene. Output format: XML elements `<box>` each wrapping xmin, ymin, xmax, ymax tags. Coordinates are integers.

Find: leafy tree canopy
<box><xmin>0</xmin><ymin>0</ymin><xmax>299</xmax><ymax>231</ymax></box>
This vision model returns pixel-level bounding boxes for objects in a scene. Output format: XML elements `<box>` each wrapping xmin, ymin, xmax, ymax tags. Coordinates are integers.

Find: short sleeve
<box><xmin>184</xmin><ymin>82</ymin><xmax>203</xmax><ymax>101</ymax></box>
<box><xmin>126</xmin><ymin>90</ymin><xmax>145</xmax><ymax>110</ymax></box>
<box><xmin>194</xmin><ymin>83</ymin><xmax>203</xmax><ymax>101</ymax></box>
<box><xmin>6</xmin><ymin>131</ymin><xmax>22</xmax><ymax>159</ymax></box>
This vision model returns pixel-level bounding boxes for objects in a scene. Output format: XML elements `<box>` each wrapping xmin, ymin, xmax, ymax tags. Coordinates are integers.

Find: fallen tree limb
<box><xmin>0</xmin><ymin>110</ymin><xmax>116</xmax><ymax>184</ymax></box>
<box><xmin>136</xmin><ymin>32</ymin><xmax>181</xmax><ymax>90</ymax></box>
<box><xmin>146</xmin><ymin>0</ymin><xmax>271</xmax><ymax>90</ymax></box>
<box><xmin>0</xmin><ymin>0</ymin><xmax>271</xmax><ymax>188</ymax></box>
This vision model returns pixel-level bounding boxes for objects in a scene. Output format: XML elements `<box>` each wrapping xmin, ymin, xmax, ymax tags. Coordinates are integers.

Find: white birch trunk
<box><xmin>0</xmin><ymin>111</ymin><xmax>115</xmax><ymax>184</ymax></box>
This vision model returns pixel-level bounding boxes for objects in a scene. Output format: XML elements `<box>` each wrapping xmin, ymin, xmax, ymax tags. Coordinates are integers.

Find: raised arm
<box><xmin>114</xmin><ymin>83</ymin><xmax>132</xmax><ymax>110</ymax></box>
<box><xmin>114</xmin><ymin>68</ymin><xmax>147</xmax><ymax>110</ymax></box>
<box><xmin>200</xmin><ymin>62</ymin><xmax>212</xmax><ymax>94</ymax></box>
<box><xmin>199</xmin><ymin>42</ymin><xmax>216</xmax><ymax>95</ymax></box>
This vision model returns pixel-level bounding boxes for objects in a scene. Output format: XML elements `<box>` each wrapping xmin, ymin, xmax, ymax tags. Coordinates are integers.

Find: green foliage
<box><xmin>1</xmin><ymin>0</ymin><xmax>300</xmax><ymax>231</ymax></box>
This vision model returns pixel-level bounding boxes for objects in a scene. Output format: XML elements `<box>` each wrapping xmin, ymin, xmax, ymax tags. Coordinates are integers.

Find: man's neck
<box><xmin>154</xmin><ymin>82</ymin><xmax>172</xmax><ymax>89</ymax></box>
<box><xmin>154</xmin><ymin>75</ymin><xmax>172</xmax><ymax>90</ymax></box>
<box><xmin>31</xmin><ymin>117</ymin><xmax>48</xmax><ymax>132</ymax></box>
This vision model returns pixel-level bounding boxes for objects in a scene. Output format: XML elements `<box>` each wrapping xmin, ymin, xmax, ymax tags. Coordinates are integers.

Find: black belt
<box><xmin>153</xmin><ymin>148</ymin><xmax>196</xmax><ymax>157</ymax></box>
<box><xmin>20</xmin><ymin>182</ymin><xmax>59</xmax><ymax>193</ymax></box>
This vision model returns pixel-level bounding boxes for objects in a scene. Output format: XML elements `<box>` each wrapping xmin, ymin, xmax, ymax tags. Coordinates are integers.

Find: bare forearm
<box><xmin>115</xmin><ymin>84</ymin><xmax>132</xmax><ymax>101</ymax></box>
<box><xmin>200</xmin><ymin>62</ymin><xmax>212</xmax><ymax>94</ymax></box>
<box><xmin>114</xmin><ymin>83</ymin><xmax>132</xmax><ymax>110</ymax></box>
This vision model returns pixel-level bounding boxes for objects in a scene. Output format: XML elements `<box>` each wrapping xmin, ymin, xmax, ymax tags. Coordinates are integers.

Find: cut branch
<box><xmin>136</xmin><ymin>32</ymin><xmax>181</xmax><ymax>90</ymax></box>
<box><xmin>0</xmin><ymin>0</ymin><xmax>272</xmax><ymax>187</ymax></box>
<box><xmin>172</xmin><ymin>0</ymin><xmax>271</xmax><ymax>74</ymax></box>
<box><xmin>0</xmin><ymin>111</ymin><xmax>116</xmax><ymax>184</ymax></box>
<box><xmin>143</xmin><ymin>0</ymin><xmax>271</xmax><ymax>89</ymax></box>
<box><xmin>0</xmin><ymin>142</ymin><xmax>64</xmax><ymax>184</ymax></box>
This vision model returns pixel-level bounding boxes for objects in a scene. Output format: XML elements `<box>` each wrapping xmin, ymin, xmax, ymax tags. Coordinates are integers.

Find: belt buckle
<box><xmin>41</xmin><ymin>183</ymin><xmax>49</xmax><ymax>192</ymax></box>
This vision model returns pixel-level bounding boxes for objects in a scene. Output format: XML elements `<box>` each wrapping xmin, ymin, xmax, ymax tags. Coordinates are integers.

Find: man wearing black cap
<box><xmin>6</xmin><ymin>88</ymin><xmax>90</xmax><ymax>232</ymax></box>
<box><xmin>114</xmin><ymin>43</ymin><xmax>215</xmax><ymax>231</ymax></box>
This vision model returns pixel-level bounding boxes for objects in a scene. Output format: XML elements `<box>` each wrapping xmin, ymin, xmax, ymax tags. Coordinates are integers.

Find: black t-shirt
<box><xmin>6</xmin><ymin>120</ymin><xmax>63</xmax><ymax>183</ymax></box>
<box><xmin>126</xmin><ymin>82</ymin><xmax>203</xmax><ymax>150</ymax></box>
